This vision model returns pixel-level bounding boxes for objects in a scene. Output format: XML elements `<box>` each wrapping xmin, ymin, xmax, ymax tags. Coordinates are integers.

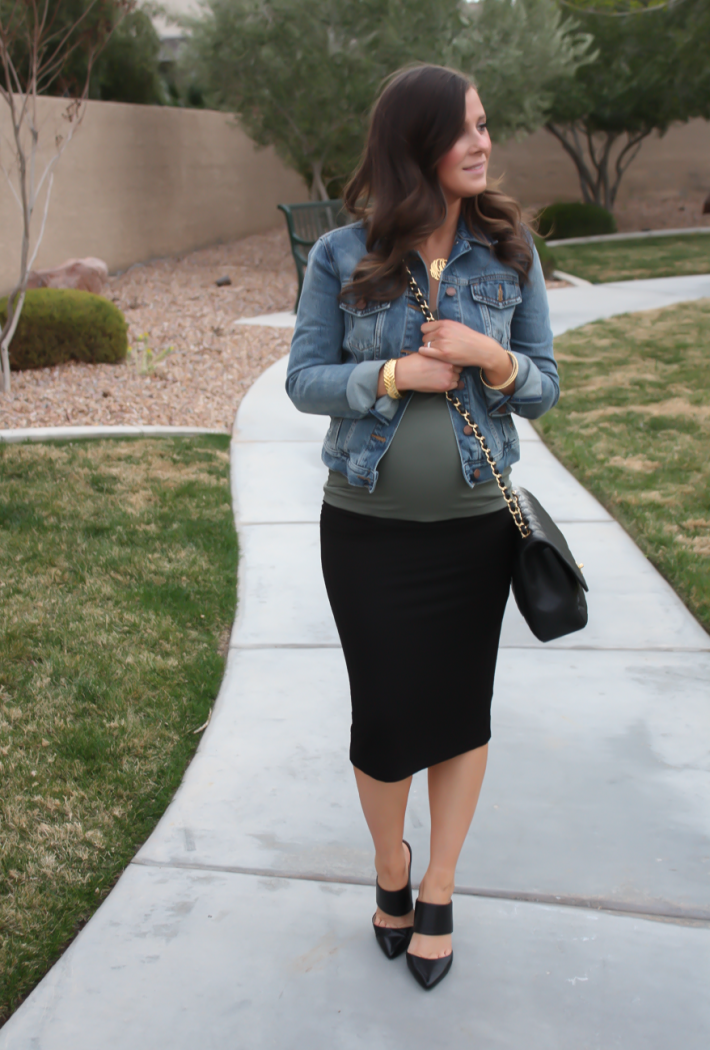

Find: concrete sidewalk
<box><xmin>2</xmin><ymin>276</ymin><xmax>709</xmax><ymax>1049</ymax></box>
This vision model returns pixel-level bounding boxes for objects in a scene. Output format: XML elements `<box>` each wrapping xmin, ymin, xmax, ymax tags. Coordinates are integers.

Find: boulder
<box><xmin>26</xmin><ymin>257</ymin><xmax>109</xmax><ymax>294</ymax></box>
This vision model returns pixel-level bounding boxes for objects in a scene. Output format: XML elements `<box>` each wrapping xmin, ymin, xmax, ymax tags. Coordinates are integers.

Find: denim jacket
<box><xmin>286</xmin><ymin>216</ymin><xmax>558</xmax><ymax>490</ymax></box>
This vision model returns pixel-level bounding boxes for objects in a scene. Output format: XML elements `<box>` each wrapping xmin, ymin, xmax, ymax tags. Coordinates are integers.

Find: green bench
<box><xmin>278</xmin><ymin>200</ymin><xmax>350</xmax><ymax>311</ymax></box>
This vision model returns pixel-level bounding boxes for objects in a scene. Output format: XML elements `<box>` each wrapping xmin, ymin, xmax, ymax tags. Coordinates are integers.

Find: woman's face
<box><xmin>436</xmin><ymin>87</ymin><xmax>491</xmax><ymax>203</ymax></box>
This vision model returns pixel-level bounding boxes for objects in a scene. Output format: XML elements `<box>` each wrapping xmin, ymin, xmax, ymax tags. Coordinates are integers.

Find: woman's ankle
<box><xmin>418</xmin><ymin>868</ymin><xmax>454</xmax><ymax>904</ymax></box>
<box><xmin>375</xmin><ymin>841</ymin><xmax>409</xmax><ymax>888</ymax></box>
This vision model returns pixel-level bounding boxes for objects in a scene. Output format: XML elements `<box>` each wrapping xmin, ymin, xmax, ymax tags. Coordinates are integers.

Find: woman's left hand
<box><xmin>418</xmin><ymin>317</ymin><xmax>502</xmax><ymax>371</ymax></box>
<box><xmin>419</xmin><ymin>319</ymin><xmax>515</xmax><ymax>390</ymax></box>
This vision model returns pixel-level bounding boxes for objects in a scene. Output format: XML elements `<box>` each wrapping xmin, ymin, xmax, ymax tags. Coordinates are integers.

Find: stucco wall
<box><xmin>0</xmin><ymin>97</ymin><xmax>308</xmax><ymax>295</ymax></box>
<box><xmin>489</xmin><ymin>119</ymin><xmax>710</xmax><ymax>210</ymax></box>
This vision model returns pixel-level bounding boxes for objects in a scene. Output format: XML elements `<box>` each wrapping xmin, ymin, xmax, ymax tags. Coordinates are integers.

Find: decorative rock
<box><xmin>215</xmin><ymin>275</ymin><xmax>232</xmax><ymax>287</ymax></box>
<box><xmin>26</xmin><ymin>257</ymin><xmax>109</xmax><ymax>294</ymax></box>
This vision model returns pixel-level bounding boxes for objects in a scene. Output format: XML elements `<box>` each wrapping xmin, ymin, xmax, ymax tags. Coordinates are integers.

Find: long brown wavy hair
<box><xmin>341</xmin><ymin>64</ymin><xmax>534</xmax><ymax>304</ymax></box>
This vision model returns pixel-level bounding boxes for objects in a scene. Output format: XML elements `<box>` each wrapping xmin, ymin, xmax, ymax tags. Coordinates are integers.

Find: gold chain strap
<box><xmin>405</xmin><ymin>267</ymin><xmax>531</xmax><ymax>539</ymax></box>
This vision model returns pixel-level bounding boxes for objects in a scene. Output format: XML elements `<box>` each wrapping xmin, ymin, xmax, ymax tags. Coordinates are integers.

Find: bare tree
<box><xmin>0</xmin><ymin>0</ymin><xmax>132</xmax><ymax>395</ymax></box>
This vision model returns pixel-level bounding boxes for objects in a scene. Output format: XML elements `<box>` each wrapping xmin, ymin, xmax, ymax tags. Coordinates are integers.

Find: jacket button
<box><xmin>473</xmin><ymin>469</ymin><xmax>481</xmax><ymax>479</ymax></box>
<box><xmin>463</xmin><ymin>425</ymin><xmax>473</xmax><ymax>436</ymax></box>
<box><xmin>445</xmin><ymin>287</ymin><xmax>456</xmax><ymax>296</ymax></box>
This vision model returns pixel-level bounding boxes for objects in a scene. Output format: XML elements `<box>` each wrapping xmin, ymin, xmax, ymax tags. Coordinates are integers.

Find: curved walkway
<box><xmin>2</xmin><ymin>275</ymin><xmax>710</xmax><ymax>1048</ymax></box>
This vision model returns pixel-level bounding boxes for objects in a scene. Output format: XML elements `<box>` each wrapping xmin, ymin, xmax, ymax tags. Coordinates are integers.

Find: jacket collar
<box><xmin>443</xmin><ymin>215</ymin><xmax>494</xmax><ymax>268</ymax></box>
<box><xmin>456</xmin><ymin>213</ymin><xmax>498</xmax><ymax>248</ymax></box>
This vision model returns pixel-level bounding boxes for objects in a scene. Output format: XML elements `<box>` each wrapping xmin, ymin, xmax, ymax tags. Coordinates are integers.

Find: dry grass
<box><xmin>0</xmin><ymin>436</ymin><xmax>237</xmax><ymax>1024</ymax></box>
<box><xmin>535</xmin><ymin>298</ymin><xmax>710</xmax><ymax>632</ymax></box>
<box><xmin>551</xmin><ymin>233</ymin><xmax>710</xmax><ymax>284</ymax></box>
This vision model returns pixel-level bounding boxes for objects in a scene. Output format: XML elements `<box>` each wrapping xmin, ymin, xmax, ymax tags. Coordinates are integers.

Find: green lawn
<box><xmin>535</xmin><ymin>298</ymin><xmax>710</xmax><ymax>634</ymax></box>
<box><xmin>552</xmin><ymin>233</ymin><xmax>710</xmax><ymax>284</ymax></box>
<box><xmin>0</xmin><ymin>436</ymin><xmax>238</xmax><ymax>1024</ymax></box>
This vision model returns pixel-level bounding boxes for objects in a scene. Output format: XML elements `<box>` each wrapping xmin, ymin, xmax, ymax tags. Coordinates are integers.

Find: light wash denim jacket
<box><xmin>286</xmin><ymin>216</ymin><xmax>558</xmax><ymax>491</ymax></box>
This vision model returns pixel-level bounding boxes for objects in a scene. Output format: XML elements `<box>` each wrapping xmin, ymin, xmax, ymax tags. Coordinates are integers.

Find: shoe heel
<box><xmin>372</xmin><ymin>840</ymin><xmax>414</xmax><ymax>960</ymax></box>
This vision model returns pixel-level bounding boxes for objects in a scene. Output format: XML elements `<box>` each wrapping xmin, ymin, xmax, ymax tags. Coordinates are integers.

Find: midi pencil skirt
<box><xmin>320</xmin><ymin>501</ymin><xmax>518</xmax><ymax>783</ymax></box>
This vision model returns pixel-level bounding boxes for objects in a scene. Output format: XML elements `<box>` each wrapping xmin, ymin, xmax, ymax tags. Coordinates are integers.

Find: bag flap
<box><xmin>516</xmin><ymin>487</ymin><xmax>589</xmax><ymax>591</ymax></box>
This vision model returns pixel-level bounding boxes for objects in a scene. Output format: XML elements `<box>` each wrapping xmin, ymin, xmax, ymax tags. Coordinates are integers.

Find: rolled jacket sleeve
<box><xmin>346</xmin><ymin>360</ymin><xmax>399</xmax><ymax>421</ymax></box>
<box><xmin>287</xmin><ymin>237</ymin><xmax>391</xmax><ymax>420</ymax></box>
<box><xmin>483</xmin><ymin>240</ymin><xmax>559</xmax><ymax>420</ymax></box>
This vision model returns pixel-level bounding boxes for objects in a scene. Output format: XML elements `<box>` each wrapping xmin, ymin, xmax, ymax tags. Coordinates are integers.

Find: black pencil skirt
<box><xmin>320</xmin><ymin>501</ymin><xmax>518</xmax><ymax>782</ymax></box>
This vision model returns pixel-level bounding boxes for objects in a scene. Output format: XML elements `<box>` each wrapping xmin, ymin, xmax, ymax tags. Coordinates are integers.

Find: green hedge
<box><xmin>532</xmin><ymin>233</ymin><xmax>557</xmax><ymax>279</ymax></box>
<box><xmin>0</xmin><ymin>289</ymin><xmax>128</xmax><ymax>371</ymax></box>
<box><xmin>537</xmin><ymin>202</ymin><xmax>617</xmax><ymax>241</ymax></box>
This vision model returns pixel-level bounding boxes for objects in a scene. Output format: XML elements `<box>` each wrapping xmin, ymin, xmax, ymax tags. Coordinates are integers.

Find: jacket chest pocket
<box><xmin>339</xmin><ymin>299</ymin><xmax>391</xmax><ymax>358</ymax></box>
<box><xmin>470</xmin><ymin>277</ymin><xmax>522</xmax><ymax>348</ymax></box>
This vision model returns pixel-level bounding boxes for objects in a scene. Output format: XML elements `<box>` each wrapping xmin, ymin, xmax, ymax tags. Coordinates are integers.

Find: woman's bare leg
<box><xmin>353</xmin><ymin>766</ymin><xmax>414</xmax><ymax>929</ymax></box>
<box><xmin>409</xmin><ymin>744</ymin><xmax>488</xmax><ymax>959</ymax></box>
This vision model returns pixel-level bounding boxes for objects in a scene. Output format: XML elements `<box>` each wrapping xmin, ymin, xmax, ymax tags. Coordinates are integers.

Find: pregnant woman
<box><xmin>286</xmin><ymin>64</ymin><xmax>558</xmax><ymax>991</ymax></box>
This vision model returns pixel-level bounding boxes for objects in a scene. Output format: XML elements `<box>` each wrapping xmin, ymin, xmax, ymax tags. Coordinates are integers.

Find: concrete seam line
<box><xmin>228</xmin><ymin>642</ymin><xmax>710</xmax><ymax>652</ymax></box>
<box><xmin>547</xmin><ymin>226</ymin><xmax>710</xmax><ymax>247</ymax></box>
<box><xmin>230</xmin><ymin>643</ymin><xmax>344</xmax><ymax>649</ymax></box>
<box><xmin>235</xmin><ymin>519</ymin><xmax>616</xmax><ymax>526</ymax></box>
<box><xmin>0</xmin><ymin>425</ymin><xmax>229</xmax><ymax>443</ymax></box>
<box><xmin>130</xmin><ymin>859</ymin><xmax>710</xmax><ymax>926</ymax></box>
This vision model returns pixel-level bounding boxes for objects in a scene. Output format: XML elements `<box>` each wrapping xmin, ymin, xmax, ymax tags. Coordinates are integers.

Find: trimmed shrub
<box><xmin>536</xmin><ymin>202</ymin><xmax>617</xmax><ymax>240</ymax></box>
<box><xmin>0</xmin><ymin>289</ymin><xmax>128</xmax><ymax>371</ymax></box>
<box><xmin>532</xmin><ymin>233</ymin><xmax>557</xmax><ymax>279</ymax></box>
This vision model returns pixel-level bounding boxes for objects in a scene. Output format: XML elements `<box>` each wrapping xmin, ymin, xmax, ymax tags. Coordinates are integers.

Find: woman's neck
<box><xmin>419</xmin><ymin>196</ymin><xmax>462</xmax><ymax>263</ymax></box>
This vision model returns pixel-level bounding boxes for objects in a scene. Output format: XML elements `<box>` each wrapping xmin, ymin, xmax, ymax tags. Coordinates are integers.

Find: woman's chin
<box><xmin>457</xmin><ymin>174</ymin><xmax>487</xmax><ymax>196</ymax></box>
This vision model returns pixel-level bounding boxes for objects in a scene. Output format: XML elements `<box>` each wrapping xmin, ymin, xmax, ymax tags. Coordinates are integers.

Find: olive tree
<box><xmin>182</xmin><ymin>0</ymin><xmax>593</xmax><ymax>200</ymax></box>
<box><xmin>451</xmin><ymin>0</ymin><xmax>595</xmax><ymax>141</ymax></box>
<box><xmin>544</xmin><ymin>0</ymin><xmax>710</xmax><ymax>209</ymax></box>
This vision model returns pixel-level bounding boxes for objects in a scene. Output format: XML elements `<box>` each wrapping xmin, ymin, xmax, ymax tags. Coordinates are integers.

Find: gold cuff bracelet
<box><xmin>480</xmin><ymin>351</ymin><xmax>519</xmax><ymax>392</ymax></box>
<box><xmin>383</xmin><ymin>358</ymin><xmax>403</xmax><ymax>400</ymax></box>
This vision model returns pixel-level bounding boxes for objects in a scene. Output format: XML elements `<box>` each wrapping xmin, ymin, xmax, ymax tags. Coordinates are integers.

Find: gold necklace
<box><xmin>429</xmin><ymin>258</ymin><xmax>447</xmax><ymax>281</ymax></box>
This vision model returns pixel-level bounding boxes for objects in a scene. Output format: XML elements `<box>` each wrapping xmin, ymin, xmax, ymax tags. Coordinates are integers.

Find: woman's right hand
<box><xmin>378</xmin><ymin>353</ymin><xmax>463</xmax><ymax>397</ymax></box>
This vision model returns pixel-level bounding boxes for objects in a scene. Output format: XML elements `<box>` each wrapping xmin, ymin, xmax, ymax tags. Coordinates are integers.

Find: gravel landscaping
<box><xmin>0</xmin><ymin>229</ymin><xmax>297</xmax><ymax>432</ymax></box>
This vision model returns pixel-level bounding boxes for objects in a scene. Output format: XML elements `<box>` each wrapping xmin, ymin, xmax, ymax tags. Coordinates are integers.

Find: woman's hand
<box><xmin>419</xmin><ymin>319</ymin><xmax>516</xmax><ymax>391</ymax></box>
<box><xmin>377</xmin><ymin>352</ymin><xmax>463</xmax><ymax>396</ymax></box>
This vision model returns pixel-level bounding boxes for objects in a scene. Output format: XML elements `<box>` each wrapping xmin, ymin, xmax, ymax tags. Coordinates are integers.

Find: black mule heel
<box><xmin>372</xmin><ymin>840</ymin><xmax>414</xmax><ymax>959</ymax></box>
<box><xmin>406</xmin><ymin>899</ymin><xmax>454</xmax><ymax>990</ymax></box>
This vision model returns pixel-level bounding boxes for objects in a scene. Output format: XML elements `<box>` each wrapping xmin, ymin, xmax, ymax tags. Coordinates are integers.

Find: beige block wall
<box><xmin>489</xmin><ymin>119</ymin><xmax>710</xmax><ymax>208</ymax></box>
<box><xmin>0</xmin><ymin>97</ymin><xmax>308</xmax><ymax>295</ymax></box>
<box><xmin>2</xmin><ymin>95</ymin><xmax>708</xmax><ymax>297</ymax></box>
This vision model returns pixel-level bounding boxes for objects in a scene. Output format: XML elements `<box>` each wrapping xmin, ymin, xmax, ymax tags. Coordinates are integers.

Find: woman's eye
<box><xmin>478</xmin><ymin>123</ymin><xmax>488</xmax><ymax>132</ymax></box>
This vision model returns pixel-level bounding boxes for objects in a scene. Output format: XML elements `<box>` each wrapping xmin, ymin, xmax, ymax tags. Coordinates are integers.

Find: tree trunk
<box><xmin>0</xmin><ymin>288</ymin><xmax>26</xmax><ymax>395</ymax></box>
<box><xmin>310</xmin><ymin>160</ymin><xmax>330</xmax><ymax>202</ymax></box>
<box><xmin>545</xmin><ymin>122</ymin><xmax>652</xmax><ymax>212</ymax></box>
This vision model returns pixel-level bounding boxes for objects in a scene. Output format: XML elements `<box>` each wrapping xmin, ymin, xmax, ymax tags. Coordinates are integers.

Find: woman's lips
<box><xmin>464</xmin><ymin>162</ymin><xmax>486</xmax><ymax>172</ymax></box>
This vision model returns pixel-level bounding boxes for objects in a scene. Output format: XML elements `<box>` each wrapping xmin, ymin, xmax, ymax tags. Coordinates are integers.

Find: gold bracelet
<box><xmin>383</xmin><ymin>358</ymin><xmax>403</xmax><ymax>400</ymax></box>
<box><xmin>480</xmin><ymin>351</ymin><xmax>518</xmax><ymax>391</ymax></box>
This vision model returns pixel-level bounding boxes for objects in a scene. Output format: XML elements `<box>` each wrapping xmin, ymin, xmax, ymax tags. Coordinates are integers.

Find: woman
<box><xmin>286</xmin><ymin>64</ymin><xmax>558</xmax><ymax>991</ymax></box>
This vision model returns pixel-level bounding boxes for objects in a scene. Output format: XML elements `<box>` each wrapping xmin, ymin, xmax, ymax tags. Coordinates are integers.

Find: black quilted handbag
<box><xmin>510</xmin><ymin>487</ymin><xmax>588</xmax><ymax>642</ymax></box>
<box><xmin>407</xmin><ymin>271</ymin><xmax>589</xmax><ymax>642</ymax></box>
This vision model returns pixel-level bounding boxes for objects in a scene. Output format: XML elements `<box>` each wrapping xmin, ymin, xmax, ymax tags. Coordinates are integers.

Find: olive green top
<box><xmin>323</xmin><ymin>391</ymin><xmax>512</xmax><ymax>522</ymax></box>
